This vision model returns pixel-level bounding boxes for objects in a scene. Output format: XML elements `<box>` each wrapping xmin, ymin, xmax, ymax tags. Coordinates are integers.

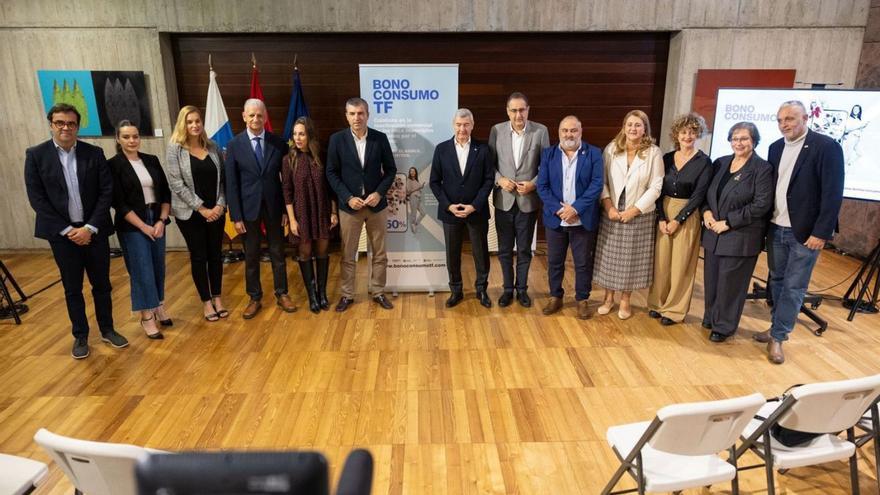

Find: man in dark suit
<box><xmin>754</xmin><ymin>100</ymin><xmax>844</xmax><ymax>364</ymax></box>
<box><xmin>429</xmin><ymin>108</ymin><xmax>495</xmax><ymax>309</ymax></box>
<box><xmin>225</xmin><ymin>98</ymin><xmax>295</xmax><ymax>318</ymax></box>
<box><xmin>535</xmin><ymin>116</ymin><xmax>604</xmax><ymax>320</ymax></box>
<box><xmin>24</xmin><ymin>103</ymin><xmax>129</xmax><ymax>359</ymax></box>
<box><xmin>325</xmin><ymin>97</ymin><xmax>397</xmax><ymax>312</ymax></box>
<box><xmin>488</xmin><ymin>92</ymin><xmax>550</xmax><ymax>308</ymax></box>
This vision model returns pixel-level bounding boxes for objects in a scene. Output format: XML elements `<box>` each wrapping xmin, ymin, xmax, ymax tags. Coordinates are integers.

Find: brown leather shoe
<box><xmin>276</xmin><ymin>294</ymin><xmax>297</xmax><ymax>313</ymax></box>
<box><xmin>373</xmin><ymin>294</ymin><xmax>394</xmax><ymax>310</ymax></box>
<box><xmin>768</xmin><ymin>340</ymin><xmax>785</xmax><ymax>364</ymax></box>
<box><xmin>577</xmin><ymin>300</ymin><xmax>592</xmax><ymax>320</ymax></box>
<box><xmin>335</xmin><ymin>297</ymin><xmax>354</xmax><ymax>312</ymax></box>
<box><xmin>753</xmin><ymin>330</ymin><xmax>772</xmax><ymax>343</ymax></box>
<box><xmin>243</xmin><ymin>300</ymin><xmax>262</xmax><ymax>319</ymax></box>
<box><xmin>542</xmin><ymin>296</ymin><xmax>563</xmax><ymax>316</ymax></box>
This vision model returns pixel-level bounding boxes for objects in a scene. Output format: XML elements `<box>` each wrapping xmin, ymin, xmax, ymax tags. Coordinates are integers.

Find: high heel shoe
<box><xmin>617</xmin><ymin>301</ymin><xmax>632</xmax><ymax>320</ymax></box>
<box><xmin>212</xmin><ymin>298</ymin><xmax>229</xmax><ymax>319</ymax></box>
<box><xmin>140</xmin><ymin>315</ymin><xmax>164</xmax><ymax>340</ymax></box>
<box><xmin>597</xmin><ymin>300</ymin><xmax>615</xmax><ymax>315</ymax></box>
<box><xmin>155</xmin><ymin>304</ymin><xmax>173</xmax><ymax>327</ymax></box>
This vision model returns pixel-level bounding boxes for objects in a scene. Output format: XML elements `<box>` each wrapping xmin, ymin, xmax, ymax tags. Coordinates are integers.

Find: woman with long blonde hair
<box><xmin>594</xmin><ymin>110</ymin><xmax>664</xmax><ymax>320</ymax></box>
<box><xmin>166</xmin><ymin>105</ymin><xmax>228</xmax><ymax>321</ymax></box>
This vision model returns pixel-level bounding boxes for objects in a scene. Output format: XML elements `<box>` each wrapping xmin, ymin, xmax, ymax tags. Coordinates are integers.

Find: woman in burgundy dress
<box><xmin>282</xmin><ymin>117</ymin><xmax>338</xmax><ymax>313</ymax></box>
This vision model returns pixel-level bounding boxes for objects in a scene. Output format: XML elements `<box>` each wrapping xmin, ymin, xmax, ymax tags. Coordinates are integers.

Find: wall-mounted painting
<box><xmin>37</xmin><ymin>70</ymin><xmax>154</xmax><ymax>137</ymax></box>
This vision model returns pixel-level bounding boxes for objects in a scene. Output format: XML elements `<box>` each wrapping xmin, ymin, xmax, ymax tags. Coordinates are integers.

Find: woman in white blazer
<box><xmin>594</xmin><ymin>110</ymin><xmax>664</xmax><ymax>319</ymax></box>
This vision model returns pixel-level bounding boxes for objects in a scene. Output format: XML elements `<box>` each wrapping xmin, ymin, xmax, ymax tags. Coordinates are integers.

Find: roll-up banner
<box><xmin>359</xmin><ymin>64</ymin><xmax>459</xmax><ymax>292</ymax></box>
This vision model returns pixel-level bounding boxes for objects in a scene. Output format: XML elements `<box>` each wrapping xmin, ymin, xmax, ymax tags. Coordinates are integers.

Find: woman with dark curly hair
<box><xmin>647</xmin><ymin>113</ymin><xmax>713</xmax><ymax>326</ymax></box>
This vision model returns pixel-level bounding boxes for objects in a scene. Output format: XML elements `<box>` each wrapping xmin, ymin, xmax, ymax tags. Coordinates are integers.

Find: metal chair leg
<box><xmin>636</xmin><ymin>451</ymin><xmax>645</xmax><ymax>495</ymax></box>
<box><xmin>847</xmin><ymin>427</ymin><xmax>861</xmax><ymax>495</ymax></box>
<box><xmin>729</xmin><ymin>445</ymin><xmax>740</xmax><ymax>495</ymax></box>
<box><xmin>763</xmin><ymin>429</ymin><xmax>776</xmax><ymax>495</ymax></box>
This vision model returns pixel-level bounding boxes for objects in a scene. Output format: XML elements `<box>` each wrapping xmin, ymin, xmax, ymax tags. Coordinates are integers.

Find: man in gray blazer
<box><xmin>488</xmin><ymin>92</ymin><xmax>550</xmax><ymax>308</ymax></box>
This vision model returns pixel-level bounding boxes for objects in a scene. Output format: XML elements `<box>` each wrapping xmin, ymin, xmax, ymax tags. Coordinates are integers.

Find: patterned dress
<box><xmin>281</xmin><ymin>151</ymin><xmax>333</xmax><ymax>242</ymax></box>
<box><xmin>593</xmin><ymin>145</ymin><xmax>663</xmax><ymax>291</ymax></box>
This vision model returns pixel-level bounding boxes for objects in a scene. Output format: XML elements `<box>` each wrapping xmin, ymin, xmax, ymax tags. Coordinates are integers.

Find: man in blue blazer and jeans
<box><xmin>225</xmin><ymin>98</ymin><xmax>296</xmax><ymax>318</ymax></box>
<box><xmin>754</xmin><ymin>100</ymin><xmax>844</xmax><ymax>364</ymax></box>
<box><xmin>429</xmin><ymin>108</ymin><xmax>495</xmax><ymax>309</ymax></box>
<box><xmin>536</xmin><ymin>116</ymin><xmax>604</xmax><ymax>320</ymax></box>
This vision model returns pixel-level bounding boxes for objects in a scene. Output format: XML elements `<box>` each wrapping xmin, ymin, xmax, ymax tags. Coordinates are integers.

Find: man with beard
<box><xmin>536</xmin><ymin>115</ymin><xmax>604</xmax><ymax>319</ymax></box>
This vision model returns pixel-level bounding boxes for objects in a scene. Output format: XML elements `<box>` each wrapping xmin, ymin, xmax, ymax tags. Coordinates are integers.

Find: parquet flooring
<box><xmin>0</xmin><ymin>245</ymin><xmax>878</xmax><ymax>494</ymax></box>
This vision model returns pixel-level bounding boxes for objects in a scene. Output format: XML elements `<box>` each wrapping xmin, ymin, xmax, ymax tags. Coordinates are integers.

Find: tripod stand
<box><xmin>842</xmin><ymin>238</ymin><xmax>880</xmax><ymax>321</ymax></box>
<box><xmin>745</xmin><ymin>273</ymin><xmax>828</xmax><ymax>336</ymax></box>
<box><xmin>0</xmin><ymin>260</ymin><xmax>29</xmax><ymax>324</ymax></box>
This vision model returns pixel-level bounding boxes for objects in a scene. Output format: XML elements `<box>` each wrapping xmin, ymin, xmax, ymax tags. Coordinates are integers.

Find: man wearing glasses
<box><xmin>25</xmin><ymin>103</ymin><xmax>128</xmax><ymax>359</ymax></box>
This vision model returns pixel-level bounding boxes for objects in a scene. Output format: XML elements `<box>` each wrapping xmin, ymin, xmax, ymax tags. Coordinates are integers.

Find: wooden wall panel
<box><xmin>171</xmin><ymin>33</ymin><xmax>669</xmax><ymax>148</ymax></box>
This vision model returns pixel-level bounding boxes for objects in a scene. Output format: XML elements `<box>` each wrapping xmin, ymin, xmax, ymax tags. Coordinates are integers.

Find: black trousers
<box><xmin>443</xmin><ymin>219</ymin><xmax>489</xmax><ymax>293</ymax></box>
<box><xmin>242</xmin><ymin>203</ymin><xmax>288</xmax><ymax>300</ymax></box>
<box><xmin>545</xmin><ymin>225</ymin><xmax>597</xmax><ymax>301</ymax></box>
<box><xmin>176</xmin><ymin>214</ymin><xmax>224</xmax><ymax>301</ymax></box>
<box><xmin>49</xmin><ymin>234</ymin><xmax>113</xmax><ymax>339</ymax></box>
<box><xmin>703</xmin><ymin>250</ymin><xmax>759</xmax><ymax>336</ymax></box>
<box><xmin>495</xmin><ymin>204</ymin><xmax>538</xmax><ymax>293</ymax></box>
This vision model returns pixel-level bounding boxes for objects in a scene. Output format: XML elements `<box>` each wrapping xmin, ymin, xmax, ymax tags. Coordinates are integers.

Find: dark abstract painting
<box><xmin>91</xmin><ymin>71</ymin><xmax>154</xmax><ymax>136</ymax></box>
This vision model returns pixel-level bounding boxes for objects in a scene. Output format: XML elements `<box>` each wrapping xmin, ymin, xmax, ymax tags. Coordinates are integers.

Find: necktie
<box><xmin>253</xmin><ymin>137</ymin><xmax>264</xmax><ymax>171</ymax></box>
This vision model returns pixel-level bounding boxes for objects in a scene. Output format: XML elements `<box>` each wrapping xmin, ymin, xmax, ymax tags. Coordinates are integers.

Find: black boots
<box><xmin>298</xmin><ymin>259</ymin><xmax>320</xmax><ymax>314</ymax></box>
<box><xmin>314</xmin><ymin>256</ymin><xmax>330</xmax><ymax>311</ymax></box>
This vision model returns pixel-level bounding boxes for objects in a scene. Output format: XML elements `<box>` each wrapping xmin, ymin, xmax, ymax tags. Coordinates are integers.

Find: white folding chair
<box><xmin>735</xmin><ymin>374</ymin><xmax>880</xmax><ymax>495</ymax></box>
<box><xmin>33</xmin><ymin>428</ymin><xmax>167</xmax><ymax>495</ymax></box>
<box><xmin>0</xmin><ymin>452</ymin><xmax>49</xmax><ymax>495</ymax></box>
<box><xmin>601</xmin><ymin>392</ymin><xmax>765</xmax><ymax>495</ymax></box>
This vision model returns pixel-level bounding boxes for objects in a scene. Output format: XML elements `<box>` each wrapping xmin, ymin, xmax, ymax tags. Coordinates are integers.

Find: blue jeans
<box><xmin>118</xmin><ymin>209</ymin><xmax>166</xmax><ymax>311</ymax></box>
<box><xmin>767</xmin><ymin>224</ymin><xmax>821</xmax><ymax>342</ymax></box>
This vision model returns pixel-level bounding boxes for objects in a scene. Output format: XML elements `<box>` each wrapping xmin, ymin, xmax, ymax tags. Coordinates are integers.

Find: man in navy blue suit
<box><xmin>429</xmin><ymin>108</ymin><xmax>495</xmax><ymax>309</ymax></box>
<box><xmin>225</xmin><ymin>98</ymin><xmax>295</xmax><ymax>318</ymax></box>
<box><xmin>25</xmin><ymin>103</ymin><xmax>129</xmax><ymax>359</ymax></box>
<box><xmin>754</xmin><ymin>100</ymin><xmax>844</xmax><ymax>364</ymax></box>
<box><xmin>536</xmin><ymin>116</ymin><xmax>604</xmax><ymax>320</ymax></box>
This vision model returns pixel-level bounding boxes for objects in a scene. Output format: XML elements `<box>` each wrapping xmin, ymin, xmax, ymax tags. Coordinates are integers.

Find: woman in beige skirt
<box><xmin>647</xmin><ymin>113</ymin><xmax>713</xmax><ymax>325</ymax></box>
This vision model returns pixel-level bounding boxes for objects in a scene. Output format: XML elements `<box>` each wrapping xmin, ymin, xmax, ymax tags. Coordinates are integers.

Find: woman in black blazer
<box><xmin>110</xmin><ymin>121</ymin><xmax>172</xmax><ymax>340</ymax></box>
<box><xmin>701</xmin><ymin>122</ymin><xmax>773</xmax><ymax>342</ymax></box>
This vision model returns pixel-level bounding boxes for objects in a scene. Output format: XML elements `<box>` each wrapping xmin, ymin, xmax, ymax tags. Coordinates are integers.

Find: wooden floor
<box><xmin>0</xmin><ymin>244</ymin><xmax>878</xmax><ymax>494</ymax></box>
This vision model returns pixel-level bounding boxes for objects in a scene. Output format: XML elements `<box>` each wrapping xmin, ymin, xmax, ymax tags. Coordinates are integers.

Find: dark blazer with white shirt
<box><xmin>429</xmin><ymin>138</ymin><xmax>494</xmax><ymax>224</ymax></box>
<box><xmin>24</xmin><ymin>139</ymin><xmax>114</xmax><ymax>240</ymax></box>
<box><xmin>701</xmin><ymin>153</ymin><xmax>774</xmax><ymax>257</ymax></box>
<box><xmin>224</xmin><ymin>130</ymin><xmax>288</xmax><ymax>222</ymax></box>
<box><xmin>767</xmin><ymin>129</ymin><xmax>844</xmax><ymax>243</ymax></box>
<box><xmin>108</xmin><ymin>152</ymin><xmax>171</xmax><ymax>232</ymax></box>
<box><xmin>325</xmin><ymin>127</ymin><xmax>397</xmax><ymax>214</ymax></box>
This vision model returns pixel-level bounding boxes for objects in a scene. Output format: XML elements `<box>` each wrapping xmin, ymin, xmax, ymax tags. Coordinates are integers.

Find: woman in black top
<box><xmin>165</xmin><ymin>106</ymin><xmax>228</xmax><ymax>321</ymax></box>
<box><xmin>647</xmin><ymin>113</ymin><xmax>713</xmax><ymax>325</ymax></box>
<box><xmin>110</xmin><ymin>120</ymin><xmax>172</xmax><ymax>339</ymax></box>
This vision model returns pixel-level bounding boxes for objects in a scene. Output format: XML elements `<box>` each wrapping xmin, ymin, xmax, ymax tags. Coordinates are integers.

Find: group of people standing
<box><xmin>419</xmin><ymin>94</ymin><xmax>843</xmax><ymax>365</ymax></box>
<box><xmin>25</xmin><ymin>92</ymin><xmax>843</xmax><ymax>365</ymax></box>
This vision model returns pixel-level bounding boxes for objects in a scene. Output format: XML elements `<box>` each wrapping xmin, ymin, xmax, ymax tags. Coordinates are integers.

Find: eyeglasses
<box><xmin>52</xmin><ymin>121</ymin><xmax>79</xmax><ymax>129</ymax></box>
<box><xmin>730</xmin><ymin>137</ymin><xmax>752</xmax><ymax>143</ymax></box>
